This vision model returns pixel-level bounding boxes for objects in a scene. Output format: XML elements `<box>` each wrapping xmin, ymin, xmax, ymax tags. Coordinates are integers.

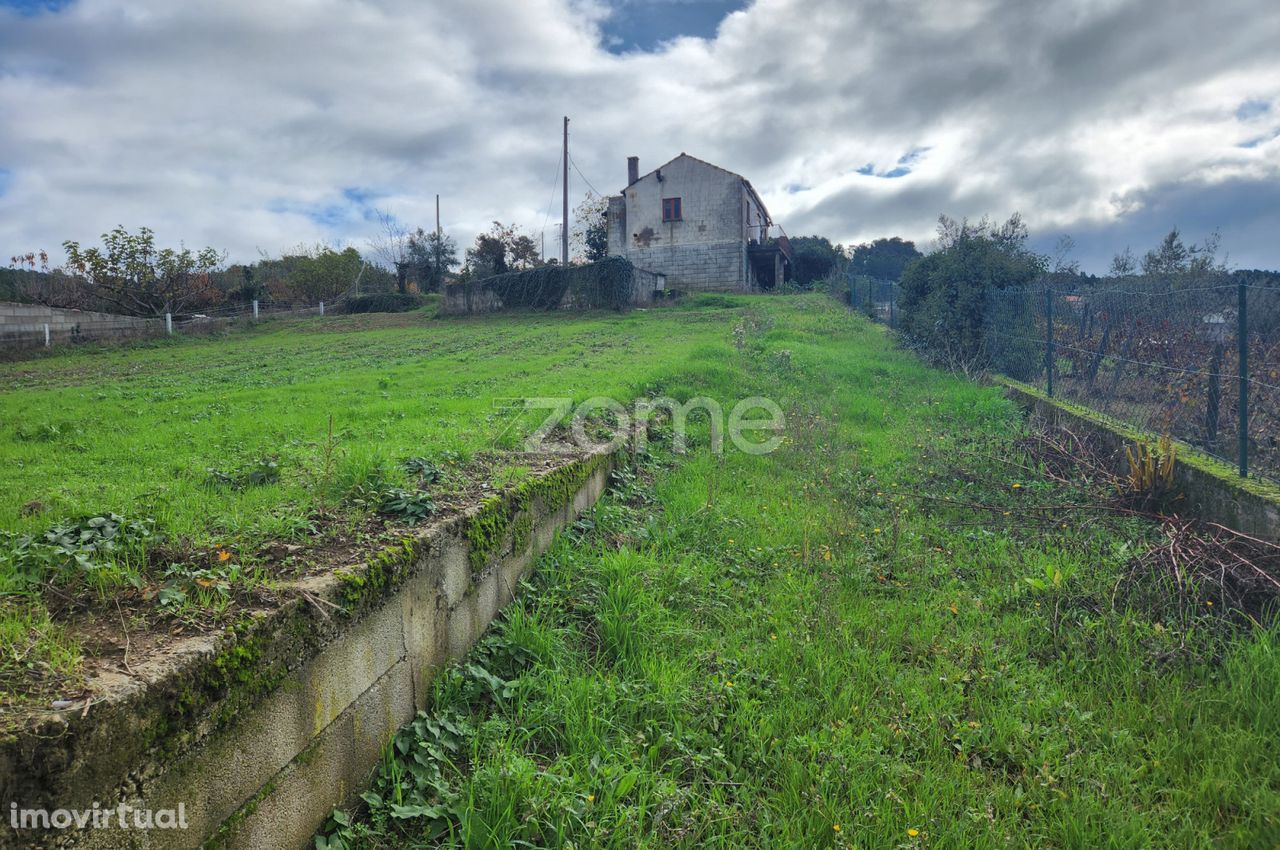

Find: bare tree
<box><xmin>368</xmin><ymin>209</ymin><xmax>412</xmax><ymax>293</ymax></box>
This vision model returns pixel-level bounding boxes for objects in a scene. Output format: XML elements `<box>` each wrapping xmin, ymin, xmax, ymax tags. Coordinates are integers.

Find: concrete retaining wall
<box><xmin>0</xmin><ymin>449</ymin><xmax>619</xmax><ymax>850</ymax></box>
<box><xmin>1002</xmin><ymin>380</ymin><xmax>1280</xmax><ymax>540</ymax></box>
<box><xmin>0</xmin><ymin>302</ymin><xmax>160</xmax><ymax>348</ymax></box>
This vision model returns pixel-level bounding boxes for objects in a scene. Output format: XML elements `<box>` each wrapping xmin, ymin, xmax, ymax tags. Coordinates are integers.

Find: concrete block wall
<box><xmin>0</xmin><ymin>301</ymin><xmax>159</xmax><ymax>348</ymax></box>
<box><xmin>1</xmin><ymin>450</ymin><xmax>619</xmax><ymax>850</ymax></box>
<box><xmin>626</xmin><ymin>241</ymin><xmax>747</xmax><ymax>292</ymax></box>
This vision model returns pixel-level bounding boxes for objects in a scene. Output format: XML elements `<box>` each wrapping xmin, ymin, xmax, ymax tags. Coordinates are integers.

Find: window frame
<box><xmin>662</xmin><ymin>197</ymin><xmax>683</xmax><ymax>223</ymax></box>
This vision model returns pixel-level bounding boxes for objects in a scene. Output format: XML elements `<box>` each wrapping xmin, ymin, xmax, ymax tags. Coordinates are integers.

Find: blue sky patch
<box><xmin>599</xmin><ymin>0</ymin><xmax>745</xmax><ymax>53</ymax></box>
<box><xmin>1236</xmin><ymin>98</ymin><xmax>1271</xmax><ymax>121</ymax></box>
<box><xmin>268</xmin><ymin>187</ymin><xmax>385</xmax><ymax>229</ymax></box>
<box><xmin>857</xmin><ymin>147</ymin><xmax>929</xmax><ymax>179</ymax></box>
<box><xmin>0</xmin><ymin>0</ymin><xmax>74</xmax><ymax>15</ymax></box>
<box><xmin>0</xmin><ymin>168</ymin><xmax>11</xmax><ymax>197</ymax></box>
<box><xmin>1239</xmin><ymin>128</ymin><xmax>1280</xmax><ymax>149</ymax></box>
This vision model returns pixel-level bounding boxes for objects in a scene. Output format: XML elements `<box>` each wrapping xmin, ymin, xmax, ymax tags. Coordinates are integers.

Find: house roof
<box><xmin>625</xmin><ymin>152</ymin><xmax>774</xmax><ymax>226</ymax></box>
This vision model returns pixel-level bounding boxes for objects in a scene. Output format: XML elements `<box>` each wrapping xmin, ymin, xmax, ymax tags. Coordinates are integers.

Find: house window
<box><xmin>662</xmin><ymin>197</ymin><xmax>682</xmax><ymax>222</ymax></box>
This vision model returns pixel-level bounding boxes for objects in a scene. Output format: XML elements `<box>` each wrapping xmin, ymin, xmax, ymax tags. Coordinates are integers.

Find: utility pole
<box><xmin>562</xmin><ymin>116</ymin><xmax>570</xmax><ymax>266</ymax></box>
<box><xmin>434</xmin><ymin>193</ymin><xmax>442</xmax><ymax>292</ymax></box>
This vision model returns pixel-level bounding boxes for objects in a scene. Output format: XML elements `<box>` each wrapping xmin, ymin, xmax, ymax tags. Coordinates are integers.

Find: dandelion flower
<box><xmin>833</xmin><ymin>824</ymin><xmax>841</xmax><ymax>833</ymax></box>
<box><xmin>908</xmin><ymin>827</ymin><xmax>919</xmax><ymax>837</ymax></box>
<box><xmin>587</xmin><ymin>794</ymin><xmax>595</xmax><ymax>803</ymax></box>
<box><xmin>1011</xmin><ymin>483</ymin><xmax>1022</xmax><ymax>489</ymax></box>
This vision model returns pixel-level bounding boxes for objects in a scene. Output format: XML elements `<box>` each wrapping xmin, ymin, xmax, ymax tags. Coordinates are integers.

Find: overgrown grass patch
<box><xmin>320</xmin><ymin>298</ymin><xmax>1280</xmax><ymax>848</ymax></box>
<box><xmin>0</xmin><ymin>300</ymin><xmax>773</xmax><ymax>706</ymax></box>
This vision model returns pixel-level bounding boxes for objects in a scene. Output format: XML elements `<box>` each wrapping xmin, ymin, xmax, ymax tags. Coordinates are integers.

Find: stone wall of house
<box><xmin>624</xmin><ymin>241</ymin><xmax>747</xmax><ymax>293</ymax></box>
<box><xmin>606</xmin><ymin>155</ymin><xmax>762</xmax><ymax>292</ymax></box>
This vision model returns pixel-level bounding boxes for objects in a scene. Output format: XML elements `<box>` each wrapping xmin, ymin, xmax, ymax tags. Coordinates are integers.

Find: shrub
<box><xmin>897</xmin><ymin>215</ymin><xmax>1044</xmax><ymax>373</ymax></box>
<box><xmin>339</xmin><ymin>292</ymin><xmax>423</xmax><ymax>314</ymax></box>
<box><xmin>463</xmin><ymin>257</ymin><xmax>636</xmax><ymax>311</ymax></box>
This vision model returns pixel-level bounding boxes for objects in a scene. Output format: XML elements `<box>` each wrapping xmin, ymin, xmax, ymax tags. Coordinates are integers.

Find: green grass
<box><xmin>318</xmin><ymin>298</ymin><xmax>1280</xmax><ymax>848</ymax></box>
<box><xmin>0</xmin><ymin>295</ymin><xmax>759</xmax><ymax>701</ymax></box>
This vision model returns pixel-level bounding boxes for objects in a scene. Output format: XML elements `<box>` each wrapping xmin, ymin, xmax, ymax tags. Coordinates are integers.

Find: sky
<box><xmin>1</xmin><ymin>0</ymin><xmax>1278</xmax><ymax>274</ymax></box>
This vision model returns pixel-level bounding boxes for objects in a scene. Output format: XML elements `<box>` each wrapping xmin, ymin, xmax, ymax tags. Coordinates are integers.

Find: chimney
<box><xmin>627</xmin><ymin>156</ymin><xmax>639</xmax><ymax>185</ymax></box>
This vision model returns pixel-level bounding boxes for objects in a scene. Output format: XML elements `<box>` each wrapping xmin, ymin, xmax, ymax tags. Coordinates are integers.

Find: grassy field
<box><xmin>0</xmin><ymin>296</ymin><xmax>753</xmax><ymax>702</ymax></box>
<box><xmin>3</xmin><ymin>295</ymin><xmax>1278</xmax><ymax>847</ymax></box>
<box><xmin>315</xmin><ymin>297</ymin><xmax>1280</xmax><ymax>849</ymax></box>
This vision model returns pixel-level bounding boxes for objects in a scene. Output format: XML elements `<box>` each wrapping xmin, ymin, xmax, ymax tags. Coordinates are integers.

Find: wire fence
<box><xmin>0</xmin><ymin>298</ymin><xmax>337</xmax><ymax>355</ymax></box>
<box><xmin>848</xmin><ymin>270</ymin><xmax>1280</xmax><ymax>485</ymax></box>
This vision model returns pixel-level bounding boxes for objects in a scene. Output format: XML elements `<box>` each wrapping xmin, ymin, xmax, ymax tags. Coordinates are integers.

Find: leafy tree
<box><xmin>407</xmin><ymin>228</ymin><xmax>459</xmax><ymax>292</ymax></box>
<box><xmin>571</xmin><ymin>193</ymin><xmax>609</xmax><ymax>263</ymax></box>
<box><xmin>897</xmin><ymin>214</ymin><xmax>1045</xmax><ymax>375</ymax></box>
<box><xmin>464</xmin><ymin>222</ymin><xmax>541</xmax><ymax>280</ymax></box>
<box><xmin>849</xmin><ymin>237</ymin><xmax>922</xmax><ymax>281</ymax></box>
<box><xmin>789</xmin><ymin>235</ymin><xmax>845</xmax><ymax>285</ymax></box>
<box><xmin>62</xmin><ymin>226</ymin><xmax>225</xmax><ymax>316</ymax></box>
<box><xmin>1140</xmin><ymin>228</ymin><xmax>1226</xmax><ymax>277</ymax></box>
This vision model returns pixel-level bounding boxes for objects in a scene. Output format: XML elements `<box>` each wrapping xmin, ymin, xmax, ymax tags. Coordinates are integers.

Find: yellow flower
<box><xmin>216</xmin><ymin>549</ymin><xmax>231</xmax><ymax>562</ymax></box>
<box><xmin>725</xmin><ymin>680</ymin><xmax>734</xmax><ymax>688</ymax></box>
<box><xmin>1012</xmin><ymin>483</ymin><xmax>1022</xmax><ymax>489</ymax></box>
<box><xmin>908</xmin><ymin>827</ymin><xmax>920</xmax><ymax>837</ymax></box>
<box><xmin>587</xmin><ymin>794</ymin><xmax>595</xmax><ymax>803</ymax></box>
<box><xmin>833</xmin><ymin>824</ymin><xmax>841</xmax><ymax>833</ymax></box>
<box><xmin>769</xmin><ymin>633</ymin><xmax>777</xmax><ymax>641</ymax></box>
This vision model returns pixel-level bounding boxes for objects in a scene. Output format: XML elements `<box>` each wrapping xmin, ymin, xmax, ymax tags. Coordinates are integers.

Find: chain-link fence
<box><xmin>850</xmin><ymin>273</ymin><xmax>1280</xmax><ymax>484</ymax></box>
<box><xmin>982</xmin><ymin>281</ymin><xmax>1280</xmax><ymax>483</ymax></box>
<box><xmin>847</xmin><ymin>274</ymin><xmax>899</xmax><ymax>327</ymax></box>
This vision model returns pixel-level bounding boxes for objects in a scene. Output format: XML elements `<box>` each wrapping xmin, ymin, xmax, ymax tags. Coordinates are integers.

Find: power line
<box><xmin>568</xmin><ymin>153</ymin><xmax>601</xmax><ymax>198</ymax></box>
<box><xmin>538</xmin><ymin>149</ymin><xmax>563</xmax><ymax>247</ymax></box>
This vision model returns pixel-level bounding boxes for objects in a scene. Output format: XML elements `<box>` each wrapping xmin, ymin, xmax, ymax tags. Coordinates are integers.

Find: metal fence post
<box><xmin>1045</xmin><ymin>285</ymin><xmax>1054</xmax><ymax>398</ymax></box>
<box><xmin>165</xmin><ymin>313</ymin><xmax>172</xmax><ymax>335</ymax></box>
<box><xmin>1238</xmin><ymin>280</ymin><xmax>1249</xmax><ymax>478</ymax></box>
<box><xmin>43</xmin><ymin>323</ymin><xmax>50</xmax><ymax>348</ymax></box>
<box><xmin>252</xmin><ymin>299</ymin><xmax>259</xmax><ymax>321</ymax></box>
<box><xmin>319</xmin><ymin>301</ymin><xmax>325</xmax><ymax>316</ymax></box>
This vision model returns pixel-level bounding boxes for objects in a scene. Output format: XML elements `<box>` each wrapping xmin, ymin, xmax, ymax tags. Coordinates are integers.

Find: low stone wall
<box><xmin>443</xmin><ymin>262</ymin><xmax>663</xmax><ymax>315</ymax></box>
<box><xmin>0</xmin><ymin>449</ymin><xmax>619</xmax><ymax>850</ymax></box>
<box><xmin>0</xmin><ymin>302</ymin><xmax>160</xmax><ymax>348</ymax></box>
<box><xmin>1002</xmin><ymin>379</ymin><xmax>1280</xmax><ymax>540</ymax></box>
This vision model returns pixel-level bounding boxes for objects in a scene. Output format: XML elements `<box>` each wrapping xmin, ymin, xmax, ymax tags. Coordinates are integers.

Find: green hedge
<box><xmin>338</xmin><ymin>292</ymin><xmax>423</xmax><ymax>314</ymax></box>
<box><xmin>476</xmin><ymin>258</ymin><xmax>636</xmax><ymax>311</ymax></box>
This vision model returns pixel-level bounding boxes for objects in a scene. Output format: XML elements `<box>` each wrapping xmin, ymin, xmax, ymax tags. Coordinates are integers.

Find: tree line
<box><xmin>3</xmin><ymin>193</ymin><xmax>613</xmax><ymax>318</ymax></box>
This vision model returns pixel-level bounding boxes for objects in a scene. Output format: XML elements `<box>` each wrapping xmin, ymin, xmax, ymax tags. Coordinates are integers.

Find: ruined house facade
<box><xmin>606</xmin><ymin>153</ymin><xmax>791</xmax><ymax>294</ymax></box>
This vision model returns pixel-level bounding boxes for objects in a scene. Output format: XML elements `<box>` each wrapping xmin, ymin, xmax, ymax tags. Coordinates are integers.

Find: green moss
<box><xmin>338</xmin><ymin>536</ymin><xmax>420</xmax><ymax>612</ymax></box>
<box><xmin>1000</xmin><ymin>377</ymin><xmax>1280</xmax><ymax>503</ymax></box>
<box><xmin>466</xmin><ymin>452</ymin><xmax>615</xmax><ymax>572</ymax></box>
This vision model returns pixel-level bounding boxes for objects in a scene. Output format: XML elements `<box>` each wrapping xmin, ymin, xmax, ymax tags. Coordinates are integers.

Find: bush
<box><xmin>898</xmin><ymin>215</ymin><xmax>1044</xmax><ymax>372</ymax></box>
<box><xmin>339</xmin><ymin>292</ymin><xmax>423</xmax><ymax>314</ymax></box>
<box><xmin>467</xmin><ymin>257</ymin><xmax>636</xmax><ymax>311</ymax></box>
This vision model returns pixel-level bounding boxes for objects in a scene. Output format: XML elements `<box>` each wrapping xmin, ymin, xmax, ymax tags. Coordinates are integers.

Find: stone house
<box><xmin>606</xmin><ymin>153</ymin><xmax>791</xmax><ymax>293</ymax></box>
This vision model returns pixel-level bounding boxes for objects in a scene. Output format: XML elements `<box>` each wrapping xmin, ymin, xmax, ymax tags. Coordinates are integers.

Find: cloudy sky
<box><xmin>1</xmin><ymin>0</ymin><xmax>1278</xmax><ymax>273</ymax></box>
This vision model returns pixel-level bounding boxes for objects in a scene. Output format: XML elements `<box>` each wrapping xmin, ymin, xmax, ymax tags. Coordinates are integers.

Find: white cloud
<box><xmin>1</xmin><ymin>0</ymin><xmax>1278</xmax><ymax>272</ymax></box>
